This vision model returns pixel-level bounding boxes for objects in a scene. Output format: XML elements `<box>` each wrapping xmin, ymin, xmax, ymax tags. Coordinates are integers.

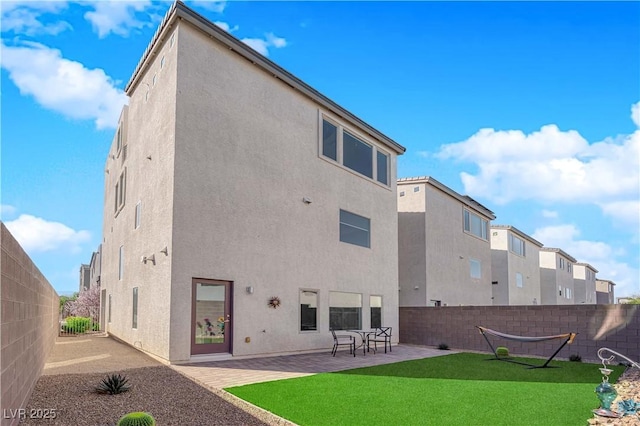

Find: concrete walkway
<box><xmin>47</xmin><ymin>333</ymin><xmax>454</xmax><ymax>389</ymax></box>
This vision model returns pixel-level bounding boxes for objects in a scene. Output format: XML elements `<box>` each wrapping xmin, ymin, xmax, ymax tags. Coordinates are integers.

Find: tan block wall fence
<box><xmin>1</xmin><ymin>224</ymin><xmax>59</xmax><ymax>426</ymax></box>
<box><xmin>400</xmin><ymin>305</ymin><xmax>639</xmax><ymax>363</ymax></box>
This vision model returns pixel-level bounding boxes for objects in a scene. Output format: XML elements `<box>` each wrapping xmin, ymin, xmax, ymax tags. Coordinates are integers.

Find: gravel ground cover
<box><xmin>20</xmin><ymin>366</ymin><xmax>288</xmax><ymax>426</ymax></box>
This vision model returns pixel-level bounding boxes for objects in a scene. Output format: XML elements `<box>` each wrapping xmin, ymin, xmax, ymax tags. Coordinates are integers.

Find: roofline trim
<box><xmin>490</xmin><ymin>225</ymin><xmax>543</xmax><ymax>247</ymax></box>
<box><xmin>398</xmin><ymin>176</ymin><xmax>496</xmax><ymax>219</ymax></box>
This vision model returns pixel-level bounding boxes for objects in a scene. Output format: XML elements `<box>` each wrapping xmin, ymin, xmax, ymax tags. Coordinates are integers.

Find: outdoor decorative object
<box><xmin>593</xmin><ymin>347</ymin><xmax>640</xmax><ymax>418</ymax></box>
<box><xmin>268</xmin><ymin>296</ymin><xmax>281</xmax><ymax>308</ymax></box>
<box><xmin>117</xmin><ymin>412</ymin><xmax>156</xmax><ymax>426</ymax></box>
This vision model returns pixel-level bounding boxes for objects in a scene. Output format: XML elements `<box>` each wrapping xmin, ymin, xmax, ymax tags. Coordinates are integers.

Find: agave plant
<box><xmin>95</xmin><ymin>373</ymin><xmax>130</xmax><ymax>395</ymax></box>
<box><xmin>117</xmin><ymin>412</ymin><xmax>156</xmax><ymax>426</ymax></box>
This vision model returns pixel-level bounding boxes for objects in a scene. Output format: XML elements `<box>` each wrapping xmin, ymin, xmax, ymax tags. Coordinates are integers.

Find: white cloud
<box><xmin>532</xmin><ymin>224</ymin><xmax>639</xmax><ymax>298</ymax></box>
<box><xmin>83</xmin><ymin>0</ymin><xmax>155</xmax><ymax>38</ymax></box>
<box><xmin>0</xmin><ymin>204</ymin><xmax>17</xmax><ymax>218</ymax></box>
<box><xmin>0</xmin><ymin>41</ymin><xmax>128</xmax><ymax>129</ymax></box>
<box><xmin>541</xmin><ymin>209</ymin><xmax>558</xmax><ymax>219</ymax></box>
<box><xmin>189</xmin><ymin>1</ymin><xmax>227</xmax><ymax>13</ymax></box>
<box><xmin>0</xmin><ymin>1</ymin><xmax>71</xmax><ymax>36</ymax></box>
<box><xmin>632</xmin><ymin>101</ymin><xmax>640</xmax><ymax>128</ymax></box>
<box><xmin>5</xmin><ymin>214</ymin><xmax>91</xmax><ymax>253</ymax></box>
<box><xmin>241</xmin><ymin>33</ymin><xmax>287</xmax><ymax>57</ymax></box>
<box><xmin>599</xmin><ymin>200</ymin><xmax>640</xmax><ymax>229</ymax></box>
<box><xmin>214</xmin><ymin>21</ymin><xmax>238</xmax><ymax>33</ymax></box>
<box><xmin>436</xmin><ymin>122</ymin><xmax>639</xmax><ymax>207</ymax></box>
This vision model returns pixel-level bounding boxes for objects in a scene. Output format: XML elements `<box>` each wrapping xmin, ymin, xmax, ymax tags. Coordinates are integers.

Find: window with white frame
<box><xmin>565</xmin><ymin>287</ymin><xmax>572</xmax><ymax>299</ymax></box>
<box><xmin>320</xmin><ymin>117</ymin><xmax>390</xmax><ymax>186</ymax></box>
<box><xmin>116</xmin><ymin>127</ymin><xmax>122</xmax><ymax>155</ymax></box>
<box><xmin>463</xmin><ymin>209</ymin><xmax>488</xmax><ymax>240</ymax></box>
<box><xmin>132</xmin><ymin>287</ymin><xmax>138</xmax><ymax>329</ymax></box>
<box><xmin>114</xmin><ymin>168</ymin><xmax>126</xmax><ymax>214</ymax></box>
<box><xmin>118</xmin><ymin>245</ymin><xmax>124</xmax><ymax>280</ymax></box>
<box><xmin>300</xmin><ymin>290</ymin><xmax>318</xmax><ymax>331</ymax></box>
<box><xmin>339</xmin><ymin>209</ymin><xmax>370</xmax><ymax>248</ymax></box>
<box><xmin>470</xmin><ymin>258</ymin><xmax>481</xmax><ymax>279</ymax></box>
<box><xmin>399</xmin><ymin>191</ymin><xmax>405</xmax><ymax>197</ymax></box>
<box><xmin>509</xmin><ymin>234</ymin><xmax>525</xmax><ymax>257</ymax></box>
<box><xmin>135</xmin><ymin>201</ymin><xmax>141</xmax><ymax>229</ymax></box>
<box><xmin>568</xmin><ymin>263</ymin><xmax>572</xmax><ymax>273</ymax></box>
<box><xmin>329</xmin><ymin>291</ymin><xmax>361</xmax><ymax>330</ymax></box>
<box><xmin>559</xmin><ymin>258</ymin><xmax>565</xmax><ymax>269</ymax></box>
<box><xmin>516</xmin><ymin>272</ymin><xmax>523</xmax><ymax>288</ymax></box>
<box><xmin>370</xmin><ymin>295</ymin><xmax>382</xmax><ymax>328</ymax></box>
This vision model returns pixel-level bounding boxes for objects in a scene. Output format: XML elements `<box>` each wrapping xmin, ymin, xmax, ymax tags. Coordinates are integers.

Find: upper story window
<box><xmin>463</xmin><ymin>209</ymin><xmax>488</xmax><ymax>240</ymax></box>
<box><xmin>118</xmin><ymin>245</ymin><xmax>124</xmax><ymax>280</ymax></box>
<box><xmin>516</xmin><ymin>272</ymin><xmax>523</xmax><ymax>288</ymax></box>
<box><xmin>320</xmin><ymin>117</ymin><xmax>390</xmax><ymax>186</ymax></box>
<box><xmin>339</xmin><ymin>209</ymin><xmax>370</xmax><ymax>248</ymax></box>
<box><xmin>116</xmin><ymin>127</ymin><xmax>123</xmax><ymax>155</ymax></box>
<box><xmin>399</xmin><ymin>191</ymin><xmax>405</xmax><ymax>197</ymax></box>
<box><xmin>559</xmin><ymin>258</ymin><xmax>565</xmax><ymax>270</ymax></box>
<box><xmin>509</xmin><ymin>234</ymin><xmax>525</xmax><ymax>257</ymax></box>
<box><xmin>135</xmin><ymin>201</ymin><xmax>141</xmax><ymax>229</ymax></box>
<box><xmin>114</xmin><ymin>168</ymin><xmax>127</xmax><ymax>215</ymax></box>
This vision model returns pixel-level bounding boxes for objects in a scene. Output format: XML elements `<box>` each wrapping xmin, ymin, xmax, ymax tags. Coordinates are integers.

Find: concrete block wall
<box><xmin>1</xmin><ymin>223</ymin><xmax>59</xmax><ymax>426</ymax></box>
<box><xmin>400</xmin><ymin>304</ymin><xmax>639</xmax><ymax>363</ymax></box>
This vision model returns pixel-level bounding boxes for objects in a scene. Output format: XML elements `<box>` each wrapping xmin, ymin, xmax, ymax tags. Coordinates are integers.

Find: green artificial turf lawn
<box><xmin>226</xmin><ymin>353</ymin><xmax>625</xmax><ymax>426</ymax></box>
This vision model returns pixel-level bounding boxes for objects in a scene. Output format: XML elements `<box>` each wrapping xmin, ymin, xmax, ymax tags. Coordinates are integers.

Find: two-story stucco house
<box><xmin>596</xmin><ymin>279</ymin><xmax>616</xmax><ymax>304</ymax></box>
<box><xmin>101</xmin><ymin>1</ymin><xmax>405</xmax><ymax>363</ymax></box>
<box><xmin>539</xmin><ymin>248</ymin><xmax>577</xmax><ymax>305</ymax></box>
<box><xmin>397</xmin><ymin>176</ymin><xmax>496</xmax><ymax>307</ymax></box>
<box><xmin>489</xmin><ymin>225</ymin><xmax>543</xmax><ymax>306</ymax></box>
<box><xmin>573</xmin><ymin>263</ymin><xmax>598</xmax><ymax>304</ymax></box>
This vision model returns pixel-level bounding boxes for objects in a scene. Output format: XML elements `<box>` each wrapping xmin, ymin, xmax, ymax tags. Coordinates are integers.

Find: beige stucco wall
<box><xmin>165</xmin><ymin>22</ymin><xmax>399</xmax><ymax>361</ymax></box>
<box><xmin>101</xmin><ymin>27</ymin><xmax>179</xmax><ymax>361</ymax></box>
<box><xmin>1</xmin><ymin>224</ymin><xmax>58</xmax><ymax>426</ymax></box>
<box><xmin>573</xmin><ymin>264</ymin><xmax>597</xmax><ymax>304</ymax></box>
<box><xmin>490</xmin><ymin>228</ymin><xmax>541</xmax><ymax>306</ymax></box>
<box><xmin>539</xmin><ymin>251</ymin><xmax>575</xmax><ymax>305</ymax></box>
<box><xmin>398</xmin><ymin>180</ymin><xmax>493</xmax><ymax>307</ymax></box>
<box><xmin>103</xmin><ymin>19</ymin><xmax>401</xmax><ymax>363</ymax></box>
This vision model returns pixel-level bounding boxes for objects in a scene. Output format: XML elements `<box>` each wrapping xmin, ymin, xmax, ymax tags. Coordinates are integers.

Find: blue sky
<box><xmin>1</xmin><ymin>1</ymin><xmax>639</xmax><ymax>298</ymax></box>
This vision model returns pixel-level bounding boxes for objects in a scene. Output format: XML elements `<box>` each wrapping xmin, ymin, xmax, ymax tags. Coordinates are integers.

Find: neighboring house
<box><xmin>596</xmin><ymin>279</ymin><xmax>616</xmax><ymax>304</ymax></box>
<box><xmin>89</xmin><ymin>244</ymin><xmax>102</xmax><ymax>290</ymax></box>
<box><xmin>101</xmin><ymin>1</ymin><xmax>405</xmax><ymax>363</ymax></box>
<box><xmin>573</xmin><ymin>263</ymin><xmax>598</xmax><ymax>304</ymax></box>
<box><xmin>397</xmin><ymin>176</ymin><xmax>496</xmax><ymax>307</ymax></box>
<box><xmin>539</xmin><ymin>248</ymin><xmax>577</xmax><ymax>305</ymax></box>
<box><xmin>78</xmin><ymin>264</ymin><xmax>90</xmax><ymax>292</ymax></box>
<box><xmin>490</xmin><ymin>225</ymin><xmax>543</xmax><ymax>306</ymax></box>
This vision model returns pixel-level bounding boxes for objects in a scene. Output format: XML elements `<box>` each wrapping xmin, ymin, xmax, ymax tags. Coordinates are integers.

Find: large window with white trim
<box><xmin>463</xmin><ymin>209</ymin><xmax>488</xmax><ymax>240</ymax></box>
<box><xmin>339</xmin><ymin>209</ymin><xmax>370</xmax><ymax>248</ymax></box>
<box><xmin>509</xmin><ymin>234</ymin><xmax>525</xmax><ymax>256</ymax></box>
<box><xmin>329</xmin><ymin>292</ymin><xmax>362</xmax><ymax>330</ymax></box>
<box><xmin>320</xmin><ymin>117</ymin><xmax>390</xmax><ymax>186</ymax></box>
<box><xmin>470</xmin><ymin>258</ymin><xmax>482</xmax><ymax>279</ymax></box>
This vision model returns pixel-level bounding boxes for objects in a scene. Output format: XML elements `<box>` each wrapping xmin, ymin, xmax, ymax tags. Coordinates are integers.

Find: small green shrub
<box><xmin>95</xmin><ymin>374</ymin><xmax>130</xmax><ymax>395</ymax></box>
<box><xmin>92</xmin><ymin>322</ymin><xmax>100</xmax><ymax>331</ymax></box>
<box><xmin>117</xmin><ymin>412</ymin><xmax>156</xmax><ymax>426</ymax></box>
<box><xmin>437</xmin><ymin>343</ymin><xmax>449</xmax><ymax>350</ymax></box>
<box><xmin>569</xmin><ymin>354</ymin><xmax>582</xmax><ymax>362</ymax></box>
<box><xmin>496</xmin><ymin>346</ymin><xmax>509</xmax><ymax>357</ymax></box>
<box><xmin>63</xmin><ymin>316</ymin><xmax>91</xmax><ymax>333</ymax></box>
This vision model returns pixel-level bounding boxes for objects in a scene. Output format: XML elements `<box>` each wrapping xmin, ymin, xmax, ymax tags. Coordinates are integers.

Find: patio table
<box><xmin>347</xmin><ymin>330</ymin><xmax>376</xmax><ymax>356</ymax></box>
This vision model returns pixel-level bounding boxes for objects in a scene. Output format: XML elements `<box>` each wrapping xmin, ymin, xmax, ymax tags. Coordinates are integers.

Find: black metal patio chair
<box><xmin>367</xmin><ymin>327</ymin><xmax>392</xmax><ymax>353</ymax></box>
<box><xmin>331</xmin><ymin>329</ymin><xmax>355</xmax><ymax>357</ymax></box>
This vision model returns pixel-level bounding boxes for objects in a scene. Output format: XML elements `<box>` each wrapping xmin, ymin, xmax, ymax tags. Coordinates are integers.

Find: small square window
<box><xmin>135</xmin><ymin>201</ymin><xmax>141</xmax><ymax>229</ymax></box>
<box><xmin>470</xmin><ymin>258</ymin><xmax>481</xmax><ymax>279</ymax></box>
<box><xmin>339</xmin><ymin>209</ymin><xmax>370</xmax><ymax>248</ymax></box>
<box><xmin>160</xmin><ymin>56</ymin><xmax>165</xmax><ymax>69</ymax></box>
<box><xmin>516</xmin><ymin>272</ymin><xmax>523</xmax><ymax>288</ymax></box>
<box><xmin>414</xmin><ymin>186</ymin><xmax>419</xmax><ymax>192</ymax></box>
<box><xmin>399</xmin><ymin>191</ymin><xmax>405</xmax><ymax>197</ymax></box>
